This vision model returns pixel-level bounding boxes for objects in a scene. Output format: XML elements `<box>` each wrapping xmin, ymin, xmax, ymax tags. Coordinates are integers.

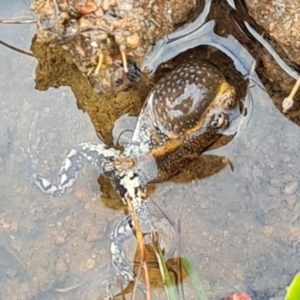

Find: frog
<box><xmin>26</xmin><ymin>60</ymin><xmax>242</xmax><ymax>287</ymax></box>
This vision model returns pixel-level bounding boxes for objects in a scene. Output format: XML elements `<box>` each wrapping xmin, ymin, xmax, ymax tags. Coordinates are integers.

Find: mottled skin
<box><xmin>107</xmin><ymin>61</ymin><xmax>238</xmax><ymax>184</ymax></box>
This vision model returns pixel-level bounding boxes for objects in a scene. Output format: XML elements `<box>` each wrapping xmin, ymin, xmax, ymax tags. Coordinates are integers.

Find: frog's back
<box><xmin>142</xmin><ymin>61</ymin><xmax>229</xmax><ymax>137</ymax></box>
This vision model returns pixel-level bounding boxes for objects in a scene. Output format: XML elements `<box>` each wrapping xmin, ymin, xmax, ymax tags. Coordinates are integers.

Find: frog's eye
<box><xmin>226</xmin><ymin>99</ymin><xmax>235</xmax><ymax>109</ymax></box>
<box><xmin>212</xmin><ymin>113</ymin><xmax>227</xmax><ymax>128</ymax></box>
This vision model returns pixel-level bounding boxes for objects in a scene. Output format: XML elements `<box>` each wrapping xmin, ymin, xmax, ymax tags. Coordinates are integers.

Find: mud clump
<box><xmin>30</xmin><ymin>0</ymin><xmax>197</xmax><ymax>95</ymax></box>
<box><xmin>31</xmin><ymin>37</ymin><xmax>146</xmax><ymax>143</ymax></box>
<box><xmin>244</xmin><ymin>0</ymin><xmax>300</xmax><ymax>65</ymax></box>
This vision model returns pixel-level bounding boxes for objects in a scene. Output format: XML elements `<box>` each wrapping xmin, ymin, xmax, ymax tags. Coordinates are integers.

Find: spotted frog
<box><xmin>26</xmin><ymin>61</ymin><xmax>241</xmax><ymax>285</ymax></box>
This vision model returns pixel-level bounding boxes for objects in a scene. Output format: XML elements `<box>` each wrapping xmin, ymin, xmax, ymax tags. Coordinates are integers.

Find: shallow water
<box><xmin>1</xmin><ymin>1</ymin><xmax>300</xmax><ymax>300</ymax></box>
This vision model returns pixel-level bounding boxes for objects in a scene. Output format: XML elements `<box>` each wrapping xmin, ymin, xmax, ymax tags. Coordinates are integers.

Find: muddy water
<box><xmin>1</xmin><ymin>1</ymin><xmax>300</xmax><ymax>300</ymax></box>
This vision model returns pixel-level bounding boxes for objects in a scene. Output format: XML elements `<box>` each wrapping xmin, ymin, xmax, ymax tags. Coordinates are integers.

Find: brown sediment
<box><xmin>243</xmin><ymin>0</ymin><xmax>300</xmax><ymax>65</ymax></box>
<box><xmin>31</xmin><ymin>37</ymin><xmax>147</xmax><ymax>143</ymax></box>
<box><xmin>30</xmin><ymin>0</ymin><xmax>300</xmax><ymax>129</ymax></box>
<box><xmin>30</xmin><ymin>0</ymin><xmax>198</xmax><ymax>95</ymax></box>
<box><xmin>31</xmin><ymin>28</ymin><xmax>249</xmax><ymax>136</ymax></box>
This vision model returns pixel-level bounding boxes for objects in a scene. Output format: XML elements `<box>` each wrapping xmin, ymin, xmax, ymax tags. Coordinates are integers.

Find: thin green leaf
<box><xmin>155</xmin><ymin>245</ymin><xmax>178</xmax><ymax>300</ymax></box>
<box><xmin>285</xmin><ymin>272</ymin><xmax>300</xmax><ymax>300</ymax></box>
<box><xmin>181</xmin><ymin>257</ymin><xmax>209</xmax><ymax>300</ymax></box>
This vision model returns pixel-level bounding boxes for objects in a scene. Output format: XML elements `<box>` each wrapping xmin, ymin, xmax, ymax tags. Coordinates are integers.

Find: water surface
<box><xmin>0</xmin><ymin>1</ymin><xmax>300</xmax><ymax>299</ymax></box>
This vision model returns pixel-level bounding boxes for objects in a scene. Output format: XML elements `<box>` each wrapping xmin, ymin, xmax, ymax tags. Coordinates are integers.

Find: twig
<box><xmin>55</xmin><ymin>282</ymin><xmax>84</xmax><ymax>293</ymax></box>
<box><xmin>126</xmin><ymin>196</ymin><xmax>151</xmax><ymax>300</ymax></box>
<box><xmin>0</xmin><ymin>18</ymin><xmax>36</xmax><ymax>24</ymax></box>
<box><xmin>0</xmin><ymin>39</ymin><xmax>34</xmax><ymax>57</ymax></box>
<box><xmin>131</xmin><ymin>260</ymin><xmax>143</xmax><ymax>300</ymax></box>
<box><xmin>282</xmin><ymin>76</ymin><xmax>300</xmax><ymax>113</ymax></box>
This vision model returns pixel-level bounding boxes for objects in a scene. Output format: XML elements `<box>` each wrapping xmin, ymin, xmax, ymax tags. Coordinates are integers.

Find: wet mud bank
<box><xmin>30</xmin><ymin>0</ymin><xmax>300</xmax><ymax>134</ymax></box>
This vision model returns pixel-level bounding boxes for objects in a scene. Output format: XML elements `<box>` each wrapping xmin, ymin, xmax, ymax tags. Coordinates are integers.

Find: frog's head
<box><xmin>189</xmin><ymin>80</ymin><xmax>241</xmax><ymax>137</ymax></box>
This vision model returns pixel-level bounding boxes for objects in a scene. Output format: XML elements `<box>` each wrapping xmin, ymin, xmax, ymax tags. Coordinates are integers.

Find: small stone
<box><xmin>75</xmin><ymin>188</ymin><xmax>88</xmax><ymax>201</ymax></box>
<box><xmin>10</xmin><ymin>221</ymin><xmax>19</xmax><ymax>232</ymax></box>
<box><xmin>86</xmin><ymin>258</ymin><xmax>96</xmax><ymax>270</ymax></box>
<box><xmin>30</xmin><ymin>208</ymin><xmax>37</xmax><ymax>216</ymax></box>
<box><xmin>6</xmin><ymin>268</ymin><xmax>17</xmax><ymax>278</ymax></box>
<box><xmin>286</xmin><ymin>195</ymin><xmax>297</xmax><ymax>208</ymax></box>
<box><xmin>126</xmin><ymin>33</ymin><xmax>140</xmax><ymax>48</ymax></box>
<box><xmin>91</xmin><ymin>195</ymin><xmax>98</xmax><ymax>202</ymax></box>
<box><xmin>225</xmin><ymin>292</ymin><xmax>252</xmax><ymax>300</ymax></box>
<box><xmin>56</xmin><ymin>235</ymin><xmax>66</xmax><ymax>245</ymax></box>
<box><xmin>290</xmin><ymin>227</ymin><xmax>300</xmax><ymax>241</ymax></box>
<box><xmin>78</xmin><ymin>262</ymin><xmax>88</xmax><ymax>273</ymax></box>
<box><xmin>263</xmin><ymin>226</ymin><xmax>274</xmax><ymax>238</ymax></box>
<box><xmin>56</xmin><ymin>221</ymin><xmax>63</xmax><ymax>227</ymax></box>
<box><xmin>86</xmin><ymin>233</ymin><xmax>103</xmax><ymax>242</ymax></box>
<box><xmin>269</xmin><ymin>23</ymin><xmax>275</xmax><ymax>32</ymax></box>
<box><xmin>3</xmin><ymin>222</ymin><xmax>10</xmax><ymax>229</ymax></box>
<box><xmin>44</xmin><ymin>107</ymin><xmax>50</xmax><ymax>113</ymax></box>
<box><xmin>65</xmin><ymin>215</ymin><xmax>72</xmax><ymax>222</ymax></box>
<box><xmin>232</xmin><ymin>269</ymin><xmax>244</xmax><ymax>280</ymax></box>
<box><xmin>202</xmin><ymin>279</ymin><xmax>211</xmax><ymax>291</ymax></box>
<box><xmin>284</xmin><ymin>182</ymin><xmax>298</xmax><ymax>195</ymax></box>
<box><xmin>55</xmin><ymin>259</ymin><xmax>67</xmax><ymax>275</ymax></box>
<box><xmin>268</xmin><ymin>186</ymin><xmax>279</xmax><ymax>196</ymax></box>
<box><xmin>284</xmin><ymin>174</ymin><xmax>294</xmax><ymax>182</ymax></box>
<box><xmin>270</xmin><ymin>177</ymin><xmax>279</xmax><ymax>186</ymax></box>
<box><xmin>102</xmin><ymin>0</ymin><xmax>116</xmax><ymax>11</ymax></box>
<box><xmin>200</xmin><ymin>201</ymin><xmax>210</xmax><ymax>209</ymax></box>
<box><xmin>20</xmin><ymin>283</ymin><xmax>30</xmax><ymax>294</ymax></box>
<box><xmin>14</xmin><ymin>187</ymin><xmax>26</xmax><ymax>195</ymax></box>
<box><xmin>9</xmin><ymin>238</ymin><xmax>23</xmax><ymax>252</ymax></box>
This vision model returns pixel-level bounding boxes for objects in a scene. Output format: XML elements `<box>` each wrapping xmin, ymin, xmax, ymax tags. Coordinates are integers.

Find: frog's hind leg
<box><xmin>109</xmin><ymin>176</ymin><xmax>152</xmax><ymax>289</ymax></box>
<box><xmin>26</xmin><ymin>114</ymin><xmax>120</xmax><ymax>197</ymax></box>
<box><xmin>109</xmin><ymin>213</ymin><xmax>148</xmax><ymax>297</ymax></box>
<box><xmin>110</xmin><ymin>215</ymin><xmax>135</xmax><ymax>284</ymax></box>
<box><xmin>27</xmin><ymin>145</ymin><xmax>85</xmax><ymax>197</ymax></box>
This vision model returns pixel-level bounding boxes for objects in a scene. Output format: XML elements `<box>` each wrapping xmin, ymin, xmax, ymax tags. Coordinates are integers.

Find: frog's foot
<box><xmin>109</xmin><ymin>203</ymin><xmax>176</xmax><ymax>295</ymax></box>
<box><xmin>27</xmin><ymin>149</ymin><xmax>84</xmax><ymax>197</ymax></box>
<box><xmin>109</xmin><ymin>189</ymin><xmax>152</xmax><ymax>283</ymax></box>
<box><xmin>110</xmin><ymin>215</ymin><xmax>135</xmax><ymax>284</ymax></box>
<box><xmin>103</xmin><ymin>157</ymin><xmax>135</xmax><ymax>175</ymax></box>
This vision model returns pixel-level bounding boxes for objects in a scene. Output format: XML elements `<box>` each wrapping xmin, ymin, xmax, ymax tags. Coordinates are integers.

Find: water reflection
<box><xmin>0</xmin><ymin>3</ymin><xmax>114</xmax><ymax>298</ymax></box>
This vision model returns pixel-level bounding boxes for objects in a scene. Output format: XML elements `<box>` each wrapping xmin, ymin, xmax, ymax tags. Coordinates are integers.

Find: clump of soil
<box><xmin>31</xmin><ymin>37</ymin><xmax>148</xmax><ymax>143</ymax></box>
<box><xmin>244</xmin><ymin>0</ymin><xmax>300</xmax><ymax>65</ymax></box>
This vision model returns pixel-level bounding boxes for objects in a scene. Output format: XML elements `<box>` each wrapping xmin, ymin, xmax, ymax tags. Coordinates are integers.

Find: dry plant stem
<box><xmin>126</xmin><ymin>196</ymin><xmax>151</xmax><ymax>300</ymax></box>
<box><xmin>176</xmin><ymin>218</ymin><xmax>184</xmax><ymax>299</ymax></box>
<box><xmin>94</xmin><ymin>51</ymin><xmax>104</xmax><ymax>75</ymax></box>
<box><xmin>143</xmin><ymin>260</ymin><xmax>152</xmax><ymax>300</ymax></box>
<box><xmin>290</xmin><ymin>76</ymin><xmax>300</xmax><ymax>99</ymax></box>
<box><xmin>87</xmin><ymin>66</ymin><xmax>95</xmax><ymax>76</ymax></box>
<box><xmin>0</xmin><ymin>40</ymin><xmax>34</xmax><ymax>57</ymax></box>
<box><xmin>55</xmin><ymin>282</ymin><xmax>84</xmax><ymax>293</ymax></box>
<box><xmin>0</xmin><ymin>19</ymin><xmax>36</xmax><ymax>24</ymax></box>
<box><xmin>121</xmin><ymin>48</ymin><xmax>128</xmax><ymax>73</ymax></box>
<box><xmin>283</xmin><ymin>76</ymin><xmax>300</xmax><ymax>112</ymax></box>
<box><xmin>131</xmin><ymin>260</ymin><xmax>143</xmax><ymax>300</ymax></box>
